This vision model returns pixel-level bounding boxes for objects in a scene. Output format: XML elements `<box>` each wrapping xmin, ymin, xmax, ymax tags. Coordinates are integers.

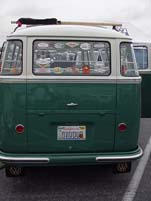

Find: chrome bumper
<box><xmin>0</xmin><ymin>146</ymin><xmax>143</xmax><ymax>165</ymax></box>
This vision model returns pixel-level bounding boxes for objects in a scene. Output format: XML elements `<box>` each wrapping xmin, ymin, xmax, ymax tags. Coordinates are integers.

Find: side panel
<box><xmin>0</xmin><ymin>83</ymin><xmax>27</xmax><ymax>152</ymax></box>
<box><xmin>114</xmin><ymin>83</ymin><xmax>141</xmax><ymax>151</ymax></box>
<box><xmin>140</xmin><ymin>73</ymin><xmax>151</xmax><ymax>117</ymax></box>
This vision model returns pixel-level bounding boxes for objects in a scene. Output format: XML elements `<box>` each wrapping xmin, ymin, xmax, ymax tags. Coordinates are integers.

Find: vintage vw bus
<box><xmin>0</xmin><ymin>18</ymin><xmax>143</xmax><ymax>176</ymax></box>
<box><xmin>133</xmin><ymin>42</ymin><xmax>151</xmax><ymax>117</ymax></box>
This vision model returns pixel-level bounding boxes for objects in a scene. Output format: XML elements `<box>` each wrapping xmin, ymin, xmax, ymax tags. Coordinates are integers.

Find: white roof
<box><xmin>9</xmin><ymin>25</ymin><xmax>131</xmax><ymax>39</ymax></box>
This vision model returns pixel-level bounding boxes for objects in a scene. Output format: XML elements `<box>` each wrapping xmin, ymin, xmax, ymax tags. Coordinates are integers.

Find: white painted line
<box><xmin>122</xmin><ymin>136</ymin><xmax>151</xmax><ymax>201</ymax></box>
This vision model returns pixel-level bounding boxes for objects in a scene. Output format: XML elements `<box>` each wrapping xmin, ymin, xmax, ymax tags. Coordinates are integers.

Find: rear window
<box><xmin>133</xmin><ymin>46</ymin><xmax>148</xmax><ymax>69</ymax></box>
<box><xmin>0</xmin><ymin>40</ymin><xmax>22</xmax><ymax>75</ymax></box>
<box><xmin>120</xmin><ymin>42</ymin><xmax>139</xmax><ymax>77</ymax></box>
<box><xmin>33</xmin><ymin>41</ymin><xmax>111</xmax><ymax>76</ymax></box>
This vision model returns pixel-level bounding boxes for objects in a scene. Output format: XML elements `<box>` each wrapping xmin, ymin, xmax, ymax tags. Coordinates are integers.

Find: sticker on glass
<box><xmin>94</xmin><ymin>43</ymin><xmax>105</xmax><ymax>48</ymax></box>
<box><xmin>82</xmin><ymin>65</ymin><xmax>90</xmax><ymax>74</ymax></box>
<box><xmin>66</xmin><ymin>42</ymin><xmax>79</xmax><ymax>48</ymax></box>
<box><xmin>64</xmin><ymin>67</ymin><xmax>72</xmax><ymax>74</ymax></box>
<box><xmin>54</xmin><ymin>43</ymin><xmax>65</xmax><ymax>49</ymax></box>
<box><xmin>53</xmin><ymin>67</ymin><xmax>64</xmax><ymax>74</ymax></box>
<box><xmin>36</xmin><ymin>58</ymin><xmax>50</xmax><ymax>68</ymax></box>
<box><xmin>37</xmin><ymin>42</ymin><xmax>49</xmax><ymax>49</ymax></box>
<box><xmin>34</xmin><ymin>68</ymin><xmax>51</xmax><ymax>74</ymax></box>
<box><xmin>71</xmin><ymin>67</ymin><xmax>80</xmax><ymax>74</ymax></box>
<box><xmin>80</xmin><ymin>43</ymin><xmax>91</xmax><ymax>50</ymax></box>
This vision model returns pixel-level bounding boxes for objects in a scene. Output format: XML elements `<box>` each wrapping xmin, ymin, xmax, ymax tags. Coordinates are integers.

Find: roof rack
<box><xmin>11</xmin><ymin>18</ymin><xmax>123</xmax><ymax>32</ymax></box>
<box><xmin>60</xmin><ymin>21</ymin><xmax>129</xmax><ymax>35</ymax></box>
<box><xmin>60</xmin><ymin>21</ymin><xmax>122</xmax><ymax>27</ymax></box>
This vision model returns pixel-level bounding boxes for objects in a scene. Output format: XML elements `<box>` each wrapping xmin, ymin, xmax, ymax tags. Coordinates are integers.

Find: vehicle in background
<box><xmin>0</xmin><ymin>18</ymin><xmax>143</xmax><ymax>176</ymax></box>
<box><xmin>133</xmin><ymin>42</ymin><xmax>151</xmax><ymax>117</ymax></box>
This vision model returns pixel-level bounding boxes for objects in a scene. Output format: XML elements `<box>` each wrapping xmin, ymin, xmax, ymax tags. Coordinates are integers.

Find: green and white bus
<box><xmin>0</xmin><ymin>18</ymin><xmax>143</xmax><ymax>176</ymax></box>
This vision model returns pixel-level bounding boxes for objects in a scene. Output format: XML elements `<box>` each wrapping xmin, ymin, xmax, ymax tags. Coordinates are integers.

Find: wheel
<box><xmin>5</xmin><ymin>166</ymin><xmax>25</xmax><ymax>177</ymax></box>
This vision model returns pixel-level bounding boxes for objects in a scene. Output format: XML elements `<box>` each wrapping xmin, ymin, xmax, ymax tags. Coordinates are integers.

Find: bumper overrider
<box><xmin>0</xmin><ymin>146</ymin><xmax>143</xmax><ymax>167</ymax></box>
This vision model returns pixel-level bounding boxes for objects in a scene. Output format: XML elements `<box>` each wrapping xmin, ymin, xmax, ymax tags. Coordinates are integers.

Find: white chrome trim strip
<box><xmin>96</xmin><ymin>147</ymin><xmax>143</xmax><ymax>162</ymax></box>
<box><xmin>0</xmin><ymin>78</ymin><xmax>141</xmax><ymax>84</ymax></box>
<box><xmin>0</xmin><ymin>156</ymin><xmax>49</xmax><ymax>164</ymax></box>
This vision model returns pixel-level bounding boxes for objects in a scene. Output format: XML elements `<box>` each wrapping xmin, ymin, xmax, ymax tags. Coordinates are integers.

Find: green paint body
<box><xmin>0</xmin><ymin>82</ymin><xmax>141</xmax><ymax>165</ymax></box>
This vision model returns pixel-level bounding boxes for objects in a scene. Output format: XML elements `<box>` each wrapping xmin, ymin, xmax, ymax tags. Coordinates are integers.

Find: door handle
<box><xmin>66</xmin><ymin>102</ymin><xmax>78</xmax><ymax>107</ymax></box>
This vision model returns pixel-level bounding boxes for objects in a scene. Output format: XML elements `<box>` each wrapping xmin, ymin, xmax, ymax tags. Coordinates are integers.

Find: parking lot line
<box><xmin>122</xmin><ymin>135</ymin><xmax>151</xmax><ymax>201</ymax></box>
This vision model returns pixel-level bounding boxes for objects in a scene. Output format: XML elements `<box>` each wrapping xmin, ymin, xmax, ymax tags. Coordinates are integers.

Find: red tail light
<box><xmin>15</xmin><ymin>124</ymin><xmax>24</xmax><ymax>134</ymax></box>
<box><xmin>118</xmin><ymin>123</ymin><xmax>127</xmax><ymax>132</ymax></box>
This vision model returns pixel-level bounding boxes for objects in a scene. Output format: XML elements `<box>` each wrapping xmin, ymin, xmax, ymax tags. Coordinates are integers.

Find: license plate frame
<box><xmin>57</xmin><ymin>126</ymin><xmax>86</xmax><ymax>141</ymax></box>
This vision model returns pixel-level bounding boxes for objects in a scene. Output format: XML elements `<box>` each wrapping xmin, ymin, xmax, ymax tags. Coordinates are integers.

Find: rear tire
<box><xmin>5</xmin><ymin>166</ymin><xmax>25</xmax><ymax>177</ymax></box>
<box><xmin>112</xmin><ymin>162</ymin><xmax>131</xmax><ymax>174</ymax></box>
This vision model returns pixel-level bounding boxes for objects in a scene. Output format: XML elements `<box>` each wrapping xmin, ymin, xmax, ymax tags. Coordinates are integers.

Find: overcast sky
<box><xmin>0</xmin><ymin>0</ymin><xmax>151</xmax><ymax>45</ymax></box>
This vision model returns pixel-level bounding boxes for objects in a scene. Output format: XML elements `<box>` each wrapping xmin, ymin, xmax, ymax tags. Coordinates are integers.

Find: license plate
<box><xmin>57</xmin><ymin>126</ymin><xmax>86</xmax><ymax>140</ymax></box>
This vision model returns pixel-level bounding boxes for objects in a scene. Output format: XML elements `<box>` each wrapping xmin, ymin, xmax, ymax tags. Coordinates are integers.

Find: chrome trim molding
<box><xmin>0</xmin><ymin>156</ymin><xmax>49</xmax><ymax>164</ymax></box>
<box><xmin>116</xmin><ymin>78</ymin><xmax>141</xmax><ymax>84</ymax></box>
<box><xmin>0</xmin><ymin>78</ymin><xmax>141</xmax><ymax>84</ymax></box>
<box><xmin>96</xmin><ymin>147</ymin><xmax>143</xmax><ymax>162</ymax></box>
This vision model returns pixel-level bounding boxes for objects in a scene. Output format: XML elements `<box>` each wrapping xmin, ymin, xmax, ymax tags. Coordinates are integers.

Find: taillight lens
<box><xmin>118</xmin><ymin>123</ymin><xmax>127</xmax><ymax>132</ymax></box>
<box><xmin>15</xmin><ymin>124</ymin><xmax>24</xmax><ymax>134</ymax></box>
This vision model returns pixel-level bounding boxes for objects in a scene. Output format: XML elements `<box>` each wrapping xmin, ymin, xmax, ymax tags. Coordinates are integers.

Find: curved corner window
<box><xmin>133</xmin><ymin>46</ymin><xmax>148</xmax><ymax>69</ymax></box>
<box><xmin>0</xmin><ymin>41</ymin><xmax>6</xmax><ymax>70</ymax></box>
<box><xmin>1</xmin><ymin>40</ymin><xmax>22</xmax><ymax>75</ymax></box>
<box><xmin>120</xmin><ymin>42</ymin><xmax>139</xmax><ymax>77</ymax></box>
<box><xmin>33</xmin><ymin>40</ymin><xmax>111</xmax><ymax>76</ymax></box>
